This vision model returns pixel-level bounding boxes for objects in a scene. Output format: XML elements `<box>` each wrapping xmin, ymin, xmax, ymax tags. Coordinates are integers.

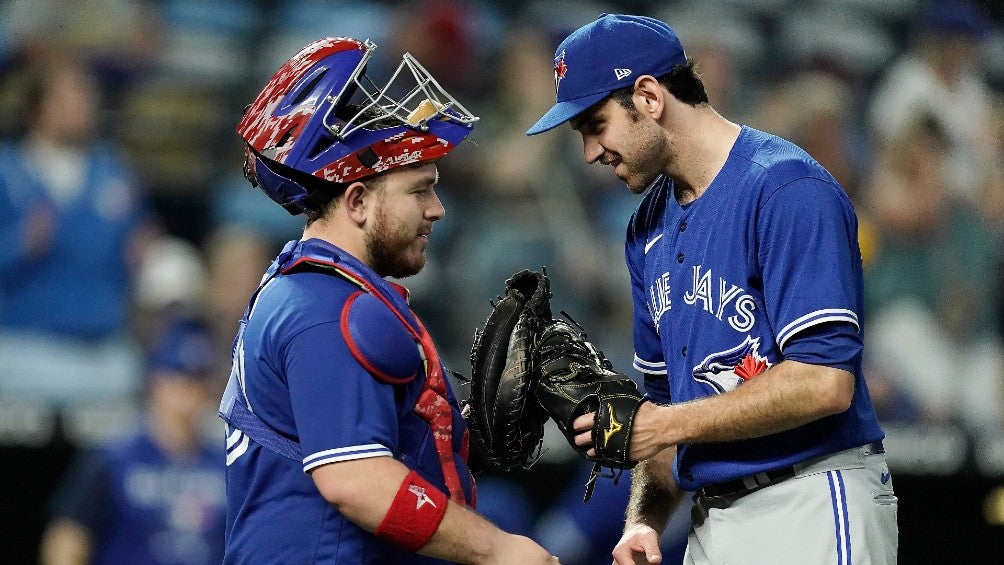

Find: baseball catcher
<box><xmin>466</xmin><ymin>269</ymin><xmax>647</xmax><ymax>500</ymax></box>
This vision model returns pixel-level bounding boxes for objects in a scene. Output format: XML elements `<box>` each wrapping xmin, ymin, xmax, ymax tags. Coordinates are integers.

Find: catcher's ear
<box><xmin>343</xmin><ymin>181</ymin><xmax>370</xmax><ymax>224</ymax></box>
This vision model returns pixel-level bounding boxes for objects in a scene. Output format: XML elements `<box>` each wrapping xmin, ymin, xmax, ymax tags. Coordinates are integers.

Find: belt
<box><xmin>696</xmin><ymin>441</ymin><xmax>885</xmax><ymax>500</ymax></box>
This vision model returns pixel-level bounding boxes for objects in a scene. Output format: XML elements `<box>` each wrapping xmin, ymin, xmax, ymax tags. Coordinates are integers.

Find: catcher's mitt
<box><xmin>536</xmin><ymin>318</ymin><xmax>647</xmax><ymax>500</ymax></box>
<box><xmin>465</xmin><ymin>269</ymin><xmax>552</xmax><ymax>472</ymax></box>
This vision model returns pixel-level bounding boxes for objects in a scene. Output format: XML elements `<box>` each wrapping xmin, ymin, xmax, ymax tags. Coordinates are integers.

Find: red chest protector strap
<box><xmin>282</xmin><ymin>257</ymin><xmax>469</xmax><ymax>505</ymax></box>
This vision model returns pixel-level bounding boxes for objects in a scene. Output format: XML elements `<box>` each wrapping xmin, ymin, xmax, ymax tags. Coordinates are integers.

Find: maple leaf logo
<box><xmin>734</xmin><ymin>354</ymin><xmax>768</xmax><ymax>381</ymax></box>
<box><xmin>553</xmin><ymin>50</ymin><xmax>567</xmax><ymax>93</ymax></box>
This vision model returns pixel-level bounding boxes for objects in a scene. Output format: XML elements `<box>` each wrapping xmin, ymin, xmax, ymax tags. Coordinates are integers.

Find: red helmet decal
<box><xmin>236</xmin><ymin>38</ymin><xmax>365</xmax><ymax>162</ymax></box>
<box><xmin>321</xmin><ymin>132</ymin><xmax>454</xmax><ymax>183</ymax></box>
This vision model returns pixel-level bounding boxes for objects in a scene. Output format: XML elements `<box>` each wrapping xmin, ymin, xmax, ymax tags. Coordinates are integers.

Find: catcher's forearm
<box><xmin>418</xmin><ymin>501</ymin><xmax>561</xmax><ymax>563</ymax></box>
<box><xmin>313</xmin><ymin>456</ymin><xmax>552</xmax><ymax>562</ymax></box>
<box><xmin>624</xmin><ymin>447</ymin><xmax>681</xmax><ymax>533</ymax></box>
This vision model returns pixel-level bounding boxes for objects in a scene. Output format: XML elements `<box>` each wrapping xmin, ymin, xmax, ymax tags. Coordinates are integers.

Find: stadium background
<box><xmin>0</xmin><ymin>0</ymin><xmax>1001</xmax><ymax>563</ymax></box>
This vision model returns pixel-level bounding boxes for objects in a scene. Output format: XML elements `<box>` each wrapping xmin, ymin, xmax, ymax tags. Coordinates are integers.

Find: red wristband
<box><xmin>375</xmin><ymin>470</ymin><xmax>448</xmax><ymax>552</ymax></box>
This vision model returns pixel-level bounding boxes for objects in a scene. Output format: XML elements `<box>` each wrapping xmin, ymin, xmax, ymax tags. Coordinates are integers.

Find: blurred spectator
<box><xmin>470</xmin><ymin>473</ymin><xmax>539</xmax><ymax>538</ymax></box>
<box><xmin>753</xmin><ymin>67</ymin><xmax>865</xmax><ymax>198</ymax></box>
<box><xmin>752</xmin><ymin>66</ymin><xmax>881</xmax><ymax>265</ymax></box>
<box><xmin>862</xmin><ymin>113</ymin><xmax>1003</xmax><ymax>432</ymax></box>
<box><xmin>445</xmin><ymin>19</ymin><xmax>632</xmax><ymax>369</ymax></box>
<box><xmin>152</xmin><ymin>0</ymin><xmax>256</xmax><ymax>87</ymax></box>
<box><xmin>210</xmin><ymin>171</ymin><xmax>302</xmax><ymax>249</ymax></box>
<box><xmin>253</xmin><ymin>0</ymin><xmax>392</xmax><ymax>84</ymax></box>
<box><xmin>655</xmin><ymin>1</ymin><xmax>766</xmax><ymax>122</ymax></box>
<box><xmin>112</xmin><ymin>1</ymin><xmax>255</xmax><ymax>244</ymax></box>
<box><xmin>987</xmin><ymin>87</ymin><xmax>1004</xmax><ymax>224</ymax></box>
<box><xmin>384</xmin><ymin>0</ymin><xmax>501</xmax><ymax>100</ymax></box>
<box><xmin>869</xmin><ymin>0</ymin><xmax>1003</xmax><ymax>215</ymax></box>
<box><xmin>0</xmin><ymin>54</ymin><xmax>158</xmax><ymax>407</ymax></box>
<box><xmin>1</xmin><ymin>0</ymin><xmax>162</xmax><ymax>88</ymax></box>
<box><xmin>534</xmin><ymin>468</ymin><xmax>631</xmax><ymax>565</ymax></box>
<box><xmin>132</xmin><ymin>235</ymin><xmax>209</xmax><ymax>348</ymax></box>
<box><xmin>39</xmin><ymin>317</ymin><xmax>226</xmax><ymax>565</ymax></box>
<box><xmin>774</xmin><ymin>2</ymin><xmax>898</xmax><ymax>81</ymax></box>
<box><xmin>201</xmin><ymin>226</ymin><xmax>277</xmax><ymax>363</ymax></box>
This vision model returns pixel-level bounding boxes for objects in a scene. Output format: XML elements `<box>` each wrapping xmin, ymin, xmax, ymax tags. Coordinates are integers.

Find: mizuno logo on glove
<box><xmin>602</xmin><ymin>402</ymin><xmax>624</xmax><ymax>446</ymax></box>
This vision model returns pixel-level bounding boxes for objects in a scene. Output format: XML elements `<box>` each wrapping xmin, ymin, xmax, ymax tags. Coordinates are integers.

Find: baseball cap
<box><xmin>526</xmin><ymin>13</ymin><xmax>687</xmax><ymax>136</ymax></box>
<box><xmin>146</xmin><ymin>318</ymin><xmax>216</xmax><ymax>379</ymax></box>
<box><xmin>920</xmin><ymin>0</ymin><xmax>992</xmax><ymax>40</ymax></box>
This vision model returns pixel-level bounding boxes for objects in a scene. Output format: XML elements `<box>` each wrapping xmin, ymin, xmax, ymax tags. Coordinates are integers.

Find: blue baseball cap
<box><xmin>920</xmin><ymin>0</ymin><xmax>992</xmax><ymax>40</ymax></box>
<box><xmin>146</xmin><ymin>318</ymin><xmax>216</xmax><ymax>379</ymax></box>
<box><xmin>526</xmin><ymin>13</ymin><xmax>687</xmax><ymax>136</ymax></box>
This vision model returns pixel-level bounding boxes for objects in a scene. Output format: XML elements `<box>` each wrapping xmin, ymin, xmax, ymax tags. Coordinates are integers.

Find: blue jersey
<box><xmin>221</xmin><ymin>239</ymin><xmax>473</xmax><ymax>564</ymax></box>
<box><xmin>49</xmin><ymin>428</ymin><xmax>226</xmax><ymax>565</ymax></box>
<box><xmin>627</xmin><ymin>126</ymin><xmax>884</xmax><ymax>492</ymax></box>
<box><xmin>0</xmin><ymin>142</ymin><xmax>149</xmax><ymax>339</ymax></box>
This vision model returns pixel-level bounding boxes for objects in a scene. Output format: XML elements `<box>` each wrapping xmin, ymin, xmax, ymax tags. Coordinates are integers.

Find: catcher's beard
<box><xmin>364</xmin><ymin>199</ymin><xmax>427</xmax><ymax>279</ymax></box>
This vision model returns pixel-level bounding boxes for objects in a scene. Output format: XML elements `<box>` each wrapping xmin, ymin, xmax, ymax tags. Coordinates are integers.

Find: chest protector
<box><xmin>219</xmin><ymin>255</ymin><xmax>469</xmax><ymax>506</ymax></box>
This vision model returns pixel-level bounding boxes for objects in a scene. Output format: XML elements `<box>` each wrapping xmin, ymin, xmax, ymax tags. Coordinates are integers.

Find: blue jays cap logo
<box><xmin>692</xmin><ymin>336</ymin><xmax>771</xmax><ymax>394</ymax></box>
<box><xmin>553</xmin><ymin>50</ymin><xmax>567</xmax><ymax>94</ymax></box>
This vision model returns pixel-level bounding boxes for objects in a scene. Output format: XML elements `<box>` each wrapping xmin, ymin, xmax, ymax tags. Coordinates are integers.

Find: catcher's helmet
<box><xmin>237</xmin><ymin>37</ymin><xmax>478</xmax><ymax>214</ymax></box>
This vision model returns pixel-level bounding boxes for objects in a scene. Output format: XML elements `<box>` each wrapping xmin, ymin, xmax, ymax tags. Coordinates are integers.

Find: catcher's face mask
<box><xmin>237</xmin><ymin>37</ymin><xmax>478</xmax><ymax>214</ymax></box>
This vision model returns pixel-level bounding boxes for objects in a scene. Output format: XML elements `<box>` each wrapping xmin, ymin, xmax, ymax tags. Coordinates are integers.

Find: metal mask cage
<box><xmin>323</xmin><ymin>41</ymin><xmax>479</xmax><ymax>140</ymax></box>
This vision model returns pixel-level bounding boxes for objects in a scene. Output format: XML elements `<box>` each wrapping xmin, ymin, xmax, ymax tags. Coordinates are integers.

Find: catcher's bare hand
<box><xmin>485</xmin><ymin>535</ymin><xmax>561</xmax><ymax>564</ymax></box>
<box><xmin>611</xmin><ymin>524</ymin><xmax>662</xmax><ymax>564</ymax></box>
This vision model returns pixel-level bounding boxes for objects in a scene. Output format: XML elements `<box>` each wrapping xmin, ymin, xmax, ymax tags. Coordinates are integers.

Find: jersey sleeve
<box><xmin>284</xmin><ymin>320</ymin><xmax>398</xmax><ymax>471</ymax></box>
<box><xmin>781</xmin><ymin>321</ymin><xmax>862</xmax><ymax>372</ymax></box>
<box><xmin>758</xmin><ymin>177</ymin><xmax>862</xmax><ymax>351</ymax></box>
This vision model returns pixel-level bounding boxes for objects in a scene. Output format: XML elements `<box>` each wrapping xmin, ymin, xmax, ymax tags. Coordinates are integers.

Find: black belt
<box><xmin>696</xmin><ymin>441</ymin><xmax>885</xmax><ymax>500</ymax></box>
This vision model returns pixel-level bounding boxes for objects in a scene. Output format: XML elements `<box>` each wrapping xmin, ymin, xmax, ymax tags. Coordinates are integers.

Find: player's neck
<box><xmin>302</xmin><ymin>219</ymin><xmax>371</xmax><ymax>268</ymax></box>
<box><xmin>670</xmin><ymin>110</ymin><xmax>740</xmax><ymax>204</ymax></box>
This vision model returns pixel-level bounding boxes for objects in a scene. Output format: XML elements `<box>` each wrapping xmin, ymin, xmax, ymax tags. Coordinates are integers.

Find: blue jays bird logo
<box><xmin>692</xmin><ymin>336</ymin><xmax>771</xmax><ymax>394</ymax></box>
<box><xmin>554</xmin><ymin>50</ymin><xmax>567</xmax><ymax>93</ymax></box>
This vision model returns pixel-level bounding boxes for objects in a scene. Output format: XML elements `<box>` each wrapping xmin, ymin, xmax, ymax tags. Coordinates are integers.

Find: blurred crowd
<box><xmin>0</xmin><ymin>0</ymin><xmax>1001</xmax><ymax>563</ymax></box>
